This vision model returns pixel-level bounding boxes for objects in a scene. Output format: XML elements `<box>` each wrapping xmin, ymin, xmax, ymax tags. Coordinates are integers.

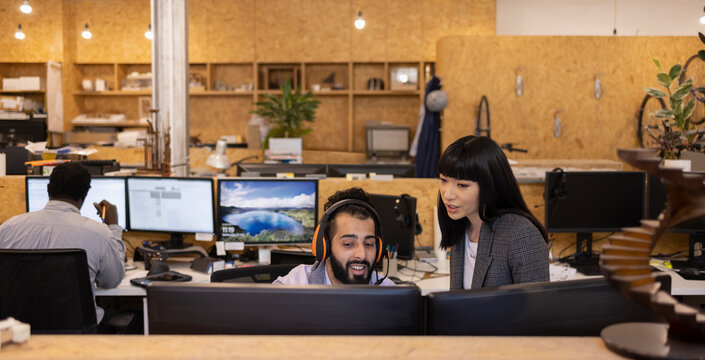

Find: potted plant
<box><xmin>644</xmin><ymin>33</ymin><xmax>705</xmax><ymax>169</ymax></box>
<box><xmin>251</xmin><ymin>79</ymin><xmax>321</xmax><ymax>150</ymax></box>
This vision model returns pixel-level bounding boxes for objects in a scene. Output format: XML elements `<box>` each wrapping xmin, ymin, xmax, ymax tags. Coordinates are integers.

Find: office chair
<box><xmin>210</xmin><ymin>264</ymin><xmax>298</xmax><ymax>283</ymax></box>
<box><xmin>0</xmin><ymin>249</ymin><xmax>97</xmax><ymax>334</ymax></box>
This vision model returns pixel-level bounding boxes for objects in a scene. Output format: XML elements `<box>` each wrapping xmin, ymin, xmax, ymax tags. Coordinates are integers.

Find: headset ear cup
<box><xmin>312</xmin><ymin>224</ymin><xmax>328</xmax><ymax>262</ymax></box>
<box><xmin>376</xmin><ymin>236</ymin><xmax>385</xmax><ymax>265</ymax></box>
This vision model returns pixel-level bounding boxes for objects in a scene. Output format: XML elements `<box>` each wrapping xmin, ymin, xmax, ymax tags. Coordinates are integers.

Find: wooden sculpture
<box><xmin>600</xmin><ymin>148</ymin><xmax>705</xmax><ymax>358</ymax></box>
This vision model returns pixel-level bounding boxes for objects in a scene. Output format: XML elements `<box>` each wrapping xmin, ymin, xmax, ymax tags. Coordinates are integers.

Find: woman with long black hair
<box><xmin>437</xmin><ymin>135</ymin><xmax>549</xmax><ymax>289</ymax></box>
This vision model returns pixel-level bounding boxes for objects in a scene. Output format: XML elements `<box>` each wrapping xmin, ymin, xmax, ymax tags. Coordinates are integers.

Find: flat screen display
<box><xmin>218</xmin><ymin>179</ymin><xmax>317</xmax><ymax>244</ymax></box>
<box><xmin>25</xmin><ymin>176</ymin><xmax>128</xmax><ymax>229</ymax></box>
<box><xmin>126</xmin><ymin>177</ymin><xmax>214</xmax><ymax>234</ymax></box>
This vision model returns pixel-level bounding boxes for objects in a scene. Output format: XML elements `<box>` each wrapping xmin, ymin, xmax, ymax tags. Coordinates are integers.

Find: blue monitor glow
<box><xmin>126</xmin><ymin>177</ymin><xmax>215</xmax><ymax>248</ymax></box>
<box><xmin>25</xmin><ymin>176</ymin><xmax>128</xmax><ymax>229</ymax></box>
<box><xmin>218</xmin><ymin>179</ymin><xmax>318</xmax><ymax>245</ymax></box>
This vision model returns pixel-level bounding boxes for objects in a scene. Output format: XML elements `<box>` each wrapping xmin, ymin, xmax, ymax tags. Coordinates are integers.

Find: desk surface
<box><xmin>1</xmin><ymin>335</ymin><xmax>625</xmax><ymax>360</ymax></box>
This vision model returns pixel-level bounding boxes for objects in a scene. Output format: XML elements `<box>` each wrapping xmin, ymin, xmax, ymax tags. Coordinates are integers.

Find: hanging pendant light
<box><xmin>81</xmin><ymin>24</ymin><xmax>92</xmax><ymax>39</ymax></box>
<box><xmin>20</xmin><ymin>0</ymin><xmax>32</xmax><ymax>14</ymax></box>
<box><xmin>354</xmin><ymin>11</ymin><xmax>366</xmax><ymax>30</ymax></box>
<box><xmin>15</xmin><ymin>24</ymin><xmax>25</xmax><ymax>40</ymax></box>
<box><xmin>144</xmin><ymin>24</ymin><xmax>153</xmax><ymax>40</ymax></box>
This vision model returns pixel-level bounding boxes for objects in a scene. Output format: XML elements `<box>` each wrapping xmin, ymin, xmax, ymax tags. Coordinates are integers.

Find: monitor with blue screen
<box><xmin>218</xmin><ymin>179</ymin><xmax>318</xmax><ymax>245</ymax></box>
<box><xmin>126</xmin><ymin>177</ymin><xmax>215</xmax><ymax>248</ymax></box>
<box><xmin>25</xmin><ymin>176</ymin><xmax>128</xmax><ymax>229</ymax></box>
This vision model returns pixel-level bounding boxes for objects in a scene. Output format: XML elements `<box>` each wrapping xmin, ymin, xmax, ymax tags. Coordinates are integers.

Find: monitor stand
<box><xmin>563</xmin><ymin>233</ymin><xmax>601</xmax><ymax>275</ymax></box>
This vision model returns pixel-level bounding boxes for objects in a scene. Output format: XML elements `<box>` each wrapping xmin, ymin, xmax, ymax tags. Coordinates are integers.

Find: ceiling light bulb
<box><xmin>20</xmin><ymin>0</ymin><xmax>32</xmax><ymax>14</ymax></box>
<box><xmin>15</xmin><ymin>24</ymin><xmax>25</xmax><ymax>40</ymax></box>
<box><xmin>354</xmin><ymin>11</ymin><xmax>365</xmax><ymax>30</ymax></box>
<box><xmin>700</xmin><ymin>15</ymin><xmax>705</xmax><ymax>25</ymax></box>
<box><xmin>145</xmin><ymin>24</ymin><xmax>153</xmax><ymax>40</ymax></box>
<box><xmin>81</xmin><ymin>24</ymin><xmax>92</xmax><ymax>39</ymax></box>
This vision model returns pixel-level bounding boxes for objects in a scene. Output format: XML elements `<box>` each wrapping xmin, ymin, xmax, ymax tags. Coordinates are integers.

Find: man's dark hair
<box><xmin>47</xmin><ymin>162</ymin><xmax>92</xmax><ymax>202</ymax></box>
<box><xmin>323</xmin><ymin>187</ymin><xmax>377</xmax><ymax>242</ymax></box>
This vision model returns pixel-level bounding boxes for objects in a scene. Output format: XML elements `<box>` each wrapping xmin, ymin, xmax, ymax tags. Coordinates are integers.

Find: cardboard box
<box><xmin>19</xmin><ymin>76</ymin><xmax>41</xmax><ymax>90</ymax></box>
<box><xmin>2</xmin><ymin>78</ymin><xmax>21</xmax><ymax>90</ymax></box>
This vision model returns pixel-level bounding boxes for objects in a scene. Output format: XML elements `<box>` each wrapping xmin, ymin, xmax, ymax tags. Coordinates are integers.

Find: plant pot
<box><xmin>663</xmin><ymin>159</ymin><xmax>691</xmax><ymax>172</ymax></box>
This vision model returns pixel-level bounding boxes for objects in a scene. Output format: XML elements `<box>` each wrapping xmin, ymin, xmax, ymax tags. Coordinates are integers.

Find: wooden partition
<box><xmin>437</xmin><ymin>35</ymin><xmax>704</xmax><ymax>161</ymax></box>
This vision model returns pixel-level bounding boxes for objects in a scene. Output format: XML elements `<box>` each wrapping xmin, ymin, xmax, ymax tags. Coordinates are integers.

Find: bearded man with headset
<box><xmin>273</xmin><ymin>187</ymin><xmax>395</xmax><ymax>286</ymax></box>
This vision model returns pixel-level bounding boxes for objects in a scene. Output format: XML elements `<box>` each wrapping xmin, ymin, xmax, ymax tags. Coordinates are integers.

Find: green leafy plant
<box><xmin>643</xmin><ymin>33</ymin><xmax>705</xmax><ymax>160</ymax></box>
<box><xmin>251</xmin><ymin>79</ymin><xmax>321</xmax><ymax>146</ymax></box>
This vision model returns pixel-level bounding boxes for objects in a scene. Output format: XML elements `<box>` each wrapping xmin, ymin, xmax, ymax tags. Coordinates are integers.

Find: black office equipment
<box><xmin>0</xmin><ymin>118</ymin><xmax>47</xmax><ymax>145</ymax></box>
<box><xmin>326</xmin><ymin>163</ymin><xmax>416</xmax><ymax>178</ymax></box>
<box><xmin>0</xmin><ymin>249</ymin><xmax>97</xmax><ymax>334</ymax></box>
<box><xmin>545</xmin><ymin>171</ymin><xmax>645</xmax><ymax>273</ymax></box>
<box><xmin>646</xmin><ymin>174</ymin><xmax>705</xmax><ymax>270</ymax></box>
<box><xmin>147</xmin><ymin>283</ymin><xmax>422</xmax><ymax>335</ymax></box>
<box><xmin>236</xmin><ymin>163</ymin><xmax>327</xmax><ymax>178</ymax></box>
<box><xmin>0</xmin><ymin>146</ymin><xmax>31</xmax><ymax>175</ymax></box>
<box><xmin>126</xmin><ymin>177</ymin><xmax>215</xmax><ymax>249</ymax></box>
<box><xmin>426</xmin><ymin>277</ymin><xmax>663</xmax><ymax>336</ymax></box>
<box><xmin>369</xmin><ymin>193</ymin><xmax>418</xmax><ymax>260</ymax></box>
<box><xmin>269</xmin><ymin>249</ymin><xmax>316</xmax><ymax>265</ymax></box>
<box><xmin>210</xmin><ymin>264</ymin><xmax>297</xmax><ymax>283</ymax></box>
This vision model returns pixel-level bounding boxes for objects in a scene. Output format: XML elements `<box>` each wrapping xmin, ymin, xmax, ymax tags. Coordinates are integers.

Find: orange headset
<box><xmin>311</xmin><ymin>199</ymin><xmax>385</xmax><ymax>266</ymax></box>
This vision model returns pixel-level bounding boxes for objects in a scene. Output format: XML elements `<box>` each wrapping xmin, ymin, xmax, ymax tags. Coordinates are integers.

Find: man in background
<box><xmin>0</xmin><ymin>162</ymin><xmax>126</xmax><ymax>323</ymax></box>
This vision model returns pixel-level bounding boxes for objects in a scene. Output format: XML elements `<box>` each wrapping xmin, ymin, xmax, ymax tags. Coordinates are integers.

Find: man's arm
<box><xmin>93</xmin><ymin>200</ymin><xmax>126</xmax><ymax>289</ymax></box>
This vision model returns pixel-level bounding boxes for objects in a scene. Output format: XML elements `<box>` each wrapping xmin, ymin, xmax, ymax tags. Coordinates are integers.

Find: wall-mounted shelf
<box><xmin>0</xmin><ymin>90</ymin><xmax>45</xmax><ymax>94</ymax></box>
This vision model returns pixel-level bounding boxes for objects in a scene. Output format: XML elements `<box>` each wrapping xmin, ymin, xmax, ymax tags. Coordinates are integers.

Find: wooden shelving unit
<box><xmin>70</xmin><ymin>60</ymin><xmax>434</xmax><ymax>152</ymax></box>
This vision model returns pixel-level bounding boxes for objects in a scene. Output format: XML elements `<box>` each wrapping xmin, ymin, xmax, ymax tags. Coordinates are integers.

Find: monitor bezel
<box><xmin>326</xmin><ymin>163</ymin><xmax>416</xmax><ymax>178</ymax></box>
<box><xmin>544</xmin><ymin>171</ymin><xmax>646</xmax><ymax>233</ymax></box>
<box><xmin>216</xmin><ymin>177</ymin><xmax>319</xmax><ymax>245</ymax></box>
<box><xmin>235</xmin><ymin>163</ymin><xmax>327</xmax><ymax>178</ymax></box>
<box><xmin>25</xmin><ymin>175</ymin><xmax>129</xmax><ymax>229</ymax></box>
<box><xmin>125</xmin><ymin>176</ymin><xmax>216</xmax><ymax>235</ymax></box>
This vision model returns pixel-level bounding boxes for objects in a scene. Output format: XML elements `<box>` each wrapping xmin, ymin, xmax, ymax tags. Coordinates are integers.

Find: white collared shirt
<box><xmin>0</xmin><ymin>200</ymin><xmax>126</xmax><ymax>322</ymax></box>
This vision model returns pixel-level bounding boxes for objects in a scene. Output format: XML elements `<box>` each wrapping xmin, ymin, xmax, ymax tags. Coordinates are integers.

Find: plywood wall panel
<box><xmin>72</xmin><ymin>0</ymin><xmax>151</xmax><ymax>63</ymax></box>
<box><xmin>206</xmin><ymin>0</ymin><xmax>255</xmax><ymax>62</ymax></box>
<box><xmin>301</xmin><ymin>0</ymin><xmax>349</xmax><ymax>62</ymax></box>
<box><xmin>350</xmin><ymin>0</ymin><xmax>386</xmax><ymax>62</ymax></box>
<box><xmin>422</xmin><ymin>0</ymin><xmax>495</xmax><ymax>61</ymax></box>
<box><xmin>353</xmin><ymin>96</ymin><xmax>420</xmax><ymax>152</ymax></box>
<box><xmin>386</xmin><ymin>0</ymin><xmax>423</xmax><ymax>61</ymax></box>
<box><xmin>188</xmin><ymin>0</ymin><xmax>210</xmax><ymax>63</ymax></box>
<box><xmin>189</xmin><ymin>96</ymin><xmax>253</xmax><ymax>143</ymax></box>
<box><xmin>254</xmin><ymin>0</ymin><xmax>302</xmax><ymax>62</ymax></box>
<box><xmin>438</xmin><ymin>36</ymin><xmax>704</xmax><ymax>161</ymax></box>
<box><xmin>81</xmin><ymin>96</ymin><xmax>141</xmax><ymax>120</ymax></box>
<box><xmin>303</xmin><ymin>96</ymin><xmax>348</xmax><ymax>151</ymax></box>
<box><xmin>0</xmin><ymin>0</ymin><xmax>64</xmax><ymax>62</ymax></box>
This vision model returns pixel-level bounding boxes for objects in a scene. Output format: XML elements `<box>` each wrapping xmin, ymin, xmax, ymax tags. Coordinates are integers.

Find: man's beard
<box><xmin>330</xmin><ymin>255</ymin><xmax>372</xmax><ymax>284</ymax></box>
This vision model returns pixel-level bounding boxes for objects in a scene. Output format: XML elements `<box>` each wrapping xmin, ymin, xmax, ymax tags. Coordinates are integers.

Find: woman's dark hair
<box><xmin>437</xmin><ymin>135</ymin><xmax>548</xmax><ymax>249</ymax></box>
<box><xmin>47</xmin><ymin>162</ymin><xmax>91</xmax><ymax>202</ymax></box>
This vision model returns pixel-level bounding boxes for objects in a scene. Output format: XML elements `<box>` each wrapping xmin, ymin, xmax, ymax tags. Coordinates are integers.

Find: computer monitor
<box><xmin>425</xmin><ymin>277</ymin><xmax>662</xmax><ymax>336</ymax></box>
<box><xmin>126</xmin><ymin>177</ymin><xmax>215</xmax><ymax>248</ymax></box>
<box><xmin>147</xmin><ymin>283</ymin><xmax>422</xmax><ymax>335</ymax></box>
<box><xmin>365</xmin><ymin>124</ymin><xmax>411</xmax><ymax>159</ymax></box>
<box><xmin>369</xmin><ymin>193</ymin><xmax>418</xmax><ymax>260</ymax></box>
<box><xmin>236</xmin><ymin>163</ymin><xmax>327</xmax><ymax>178</ymax></box>
<box><xmin>326</xmin><ymin>163</ymin><xmax>416</xmax><ymax>178</ymax></box>
<box><xmin>544</xmin><ymin>171</ymin><xmax>645</xmax><ymax>268</ymax></box>
<box><xmin>218</xmin><ymin>178</ymin><xmax>317</xmax><ymax>245</ymax></box>
<box><xmin>646</xmin><ymin>174</ymin><xmax>705</xmax><ymax>270</ymax></box>
<box><xmin>25</xmin><ymin>176</ymin><xmax>128</xmax><ymax>229</ymax></box>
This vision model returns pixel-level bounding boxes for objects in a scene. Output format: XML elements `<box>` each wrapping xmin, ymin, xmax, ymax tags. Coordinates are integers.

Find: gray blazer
<box><xmin>449</xmin><ymin>213</ymin><xmax>549</xmax><ymax>289</ymax></box>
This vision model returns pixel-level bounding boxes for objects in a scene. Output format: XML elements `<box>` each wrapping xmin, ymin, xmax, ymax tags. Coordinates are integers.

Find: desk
<box><xmin>95</xmin><ymin>258</ymin><xmax>210</xmax><ymax>334</ymax></box>
<box><xmin>1</xmin><ymin>335</ymin><xmax>625</xmax><ymax>359</ymax></box>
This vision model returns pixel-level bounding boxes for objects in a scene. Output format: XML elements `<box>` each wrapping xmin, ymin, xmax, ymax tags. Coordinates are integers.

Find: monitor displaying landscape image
<box><xmin>218</xmin><ymin>179</ymin><xmax>318</xmax><ymax>244</ymax></box>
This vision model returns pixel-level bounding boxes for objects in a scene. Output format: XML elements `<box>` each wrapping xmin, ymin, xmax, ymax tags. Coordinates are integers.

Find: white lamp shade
<box><xmin>206</xmin><ymin>139</ymin><xmax>231</xmax><ymax>169</ymax></box>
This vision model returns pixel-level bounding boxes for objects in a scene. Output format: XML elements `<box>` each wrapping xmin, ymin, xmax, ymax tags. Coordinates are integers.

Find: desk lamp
<box><xmin>205</xmin><ymin>139</ymin><xmax>231</xmax><ymax>174</ymax></box>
